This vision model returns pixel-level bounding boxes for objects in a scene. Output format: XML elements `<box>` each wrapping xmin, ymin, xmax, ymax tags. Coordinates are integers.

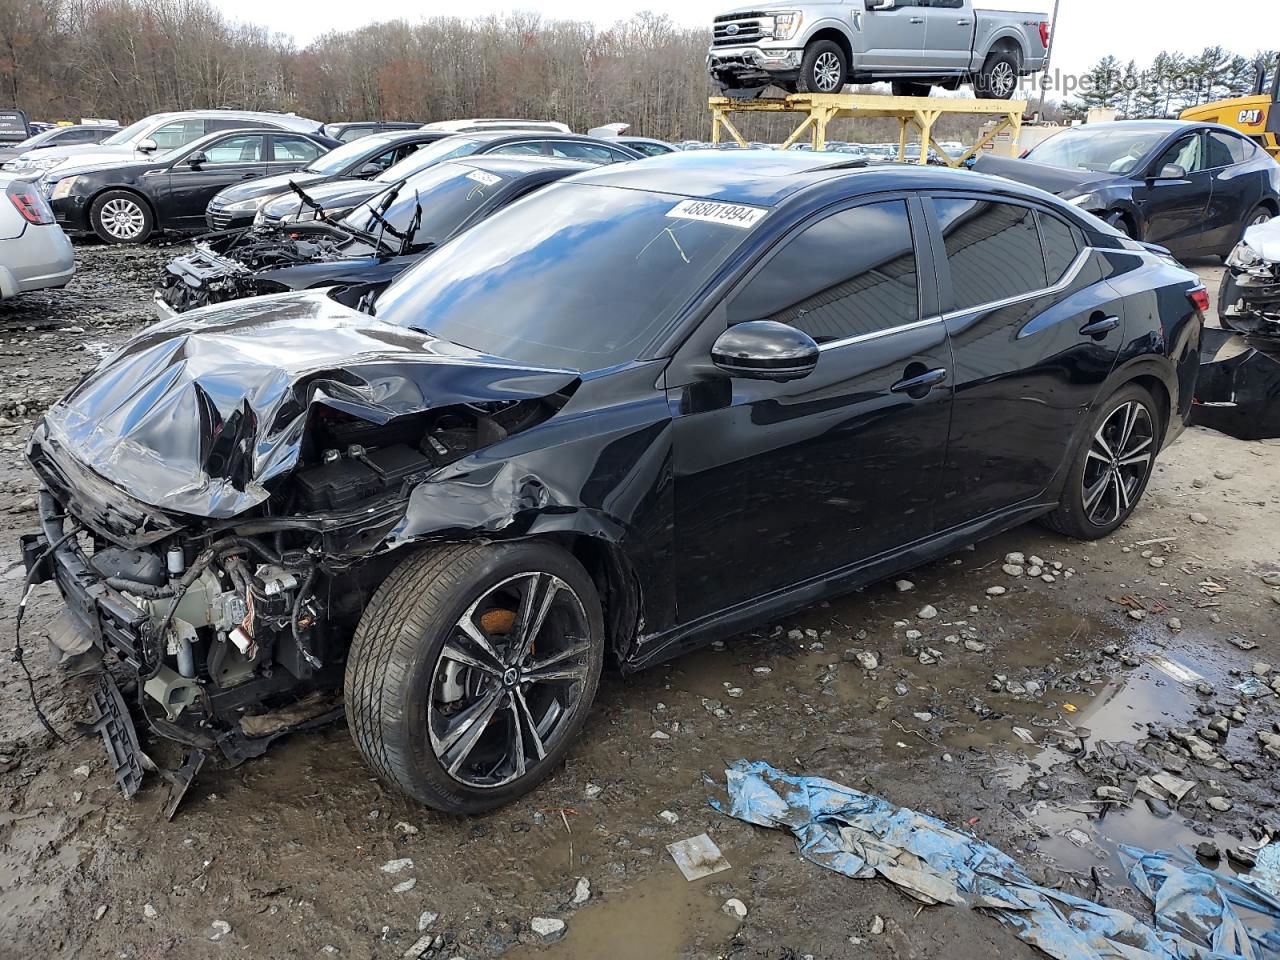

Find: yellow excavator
<box><xmin>1181</xmin><ymin>56</ymin><xmax>1280</xmax><ymax>158</ymax></box>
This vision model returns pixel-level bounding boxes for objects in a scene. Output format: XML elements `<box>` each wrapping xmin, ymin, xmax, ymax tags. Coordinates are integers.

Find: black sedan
<box><xmin>42</xmin><ymin>127</ymin><xmax>339</xmax><ymax>243</ymax></box>
<box><xmin>975</xmin><ymin>120</ymin><xmax>1280</xmax><ymax>260</ymax></box>
<box><xmin>254</xmin><ymin>131</ymin><xmax>644</xmax><ymax>226</ymax></box>
<box><xmin>157</xmin><ymin>155</ymin><xmax>592</xmax><ymax>314</ymax></box>
<box><xmin>22</xmin><ymin>151</ymin><xmax>1205</xmax><ymax>813</ymax></box>
<box><xmin>205</xmin><ymin>130</ymin><xmax>453</xmax><ymax>230</ymax></box>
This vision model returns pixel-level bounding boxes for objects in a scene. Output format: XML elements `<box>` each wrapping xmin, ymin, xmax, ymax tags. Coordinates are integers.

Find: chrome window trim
<box><xmin>816</xmin><ymin>316</ymin><xmax>943</xmax><ymax>352</ymax></box>
<box><xmin>938</xmin><ymin>245</ymin><xmax>1093</xmax><ymax>323</ymax></box>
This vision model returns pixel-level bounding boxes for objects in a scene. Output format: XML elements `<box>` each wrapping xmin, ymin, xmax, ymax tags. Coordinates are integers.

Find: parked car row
<box><xmin>20</xmin><ymin>149</ymin><xmax>1207</xmax><ymax>816</ymax></box>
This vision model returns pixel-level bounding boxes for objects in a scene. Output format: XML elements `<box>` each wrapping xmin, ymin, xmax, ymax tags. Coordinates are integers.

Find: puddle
<box><xmin>505</xmin><ymin>866</ymin><xmax>742</xmax><ymax>960</ymax></box>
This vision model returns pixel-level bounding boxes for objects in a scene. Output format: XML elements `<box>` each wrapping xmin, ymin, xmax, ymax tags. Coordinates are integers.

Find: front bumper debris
<box><xmin>708</xmin><ymin>45</ymin><xmax>802</xmax><ymax>90</ymax></box>
<box><xmin>1188</xmin><ymin>327</ymin><xmax>1280</xmax><ymax>440</ymax></box>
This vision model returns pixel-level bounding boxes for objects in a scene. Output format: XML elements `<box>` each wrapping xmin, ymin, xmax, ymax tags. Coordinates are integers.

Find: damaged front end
<box><xmin>22</xmin><ymin>292</ymin><xmax>579</xmax><ymax>795</ymax></box>
<box><xmin>155</xmin><ymin>225</ymin><xmax>362</xmax><ymax>316</ymax></box>
<box><xmin>1220</xmin><ymin>218</ymin><xmax>1280</xmax><ymax>339</ymax></box>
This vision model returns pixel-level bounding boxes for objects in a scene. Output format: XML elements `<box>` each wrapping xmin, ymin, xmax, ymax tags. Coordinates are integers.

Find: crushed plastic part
<box><xmin>1248</xmin><ymin>845</ymin><xmax>1280</xmax><ymax>900</ymax></box>
<box><xmin>1189</xmin><ymin>329</ymin><xmax>1280</xmax><ymax>441</ymax></box>
<box><xmin>712</xmin><ymin>760</ymin><xmax>1280</xmax><ymax>960</ymax></box>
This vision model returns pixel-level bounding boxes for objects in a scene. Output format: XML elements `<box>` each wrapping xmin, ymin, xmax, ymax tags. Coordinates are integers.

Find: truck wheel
<box><xmin>892</xmin><ymin>81</ymin><xmax>934</xmax><ymax>98</ymax></box>
<box><xmin>1040</xmin><ymin>384</ymin><xmax>1160</xmax><ymax>540</ymax></box>
<box><xmin>345</xmin><ymin>541</ymin><xmax>605</xmax><ymax>813</ymax></box>
<box><xmin>798</xmin><ymin>40</ymin><xmax>847</xmax><ymax>94</ymax></box>
<box><xmin>975</xmin><ymin>48</ymin><xmax>1021</xmax><ymax>100</ymax></box>
<box><xmin>90</xmin><ymin>190</ymin><xmax>154</xmax><ymax>244</ymax></box>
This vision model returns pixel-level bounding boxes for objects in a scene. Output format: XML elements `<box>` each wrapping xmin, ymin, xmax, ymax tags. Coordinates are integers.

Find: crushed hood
<box><xmin>1243</xmin><ymin>217</ymin><xmax>1280</xmax><ymax>262</ymax></box>
<box><xmin>33</xmin><ymin>291</ymin><xmax>579</xmax><ymax>520</ymax></box>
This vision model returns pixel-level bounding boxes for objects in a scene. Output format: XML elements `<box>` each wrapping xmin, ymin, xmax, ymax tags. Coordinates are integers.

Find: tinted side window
<box><xmin>728</xmin><ymin>200</ymin><xmax>919</xmax><ymax>344</ymax></box>
<box><xmin>272</xmin><ymin>135</ymin><xmax>323</xmax><ymax>162</ymax></box>
<box><xmin>934</xmin><ymin>199</ymin><xmax>1048</xmax><ymax>311</ymax></box>
<box><xmin>57</xmin><ymin>128</ymin><xmax>99</xmax><ymax>144</ymax></box>
<box><xmin>151</xmin><ymin>119</ymin><xmax>206</xmax><ymax>149</ymax></box>
<box><xmin>201</xmin><ymin>134</ymin><xmax>264</xmax><ymax>164</ymax></box>
<box><xmin>489</xmin><ymin>141</ymin><xmax>545</xmax><ymax>157</ymax></box>
<box><xmin>1208</xmin><ymin>131</ymin><xmax>1250</xmax><ymax>165</ymax></box>
<box><xmin>205</xmin><ymin>118</ymin><xmax>257</xmax><ymax>133</ymax></box>
<box><xmin>1037</xmin><ymin>211</ymin><xmax>1083</xmax><ymax>284</ymax></box>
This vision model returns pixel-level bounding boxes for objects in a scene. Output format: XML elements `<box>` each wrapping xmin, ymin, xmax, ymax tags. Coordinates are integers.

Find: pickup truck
<box><xmin>707</xmin><ymin>0</ymin><xmax>1050</xmax><ymax>100</ymax></box>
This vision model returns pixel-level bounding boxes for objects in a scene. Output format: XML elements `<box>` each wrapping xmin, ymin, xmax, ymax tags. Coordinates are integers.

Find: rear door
<box><xmin>161</xmin><ymin>132</ymin><xmax>269</xmax><ymax>229</ymax></box>
<box><xmin>858</xmin><ymin>0</ymin><xmax>928</xmax><ymax>69</ymax></box>
<box><xmin>1202</xmin><ymin>131</ymin><xmax>1261</xmax><ymax>254</ymax></box>
<box><xmin>671</xmin><ymin>197</ymin><xmax>953</xmax><ymax>620</ymax></box>
<box><xmin>929</xmin><ymin>196</ymin><xmax>1127</xmax><ymax>529</ymax></box>
<box><xmin>1138</xmin><ymin>132</ymin><xmax>1214</xmax><ymax>256</ymax></box>
<box><xmin>920</xmin><ymin>0</ymin><xmax>973</xmax><ymax>71</ymax></box>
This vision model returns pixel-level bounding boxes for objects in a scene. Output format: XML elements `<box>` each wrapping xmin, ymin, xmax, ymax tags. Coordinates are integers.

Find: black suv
<box><xmin>22</xmin><ymin>152</ymin><xmax>1204</xmax><ymax>813</ymax></box>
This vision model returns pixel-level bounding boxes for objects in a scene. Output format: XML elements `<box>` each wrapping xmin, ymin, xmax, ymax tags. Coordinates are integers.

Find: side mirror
<box><xmin>136</xmin><ymin>137</ymin><xmax>158</xmax><ymax>153</ymax></box>
<box><xmin>186</xmin><ymin>151</ymin><xmax>207</xmax><ymax>169</ymax></box>
<box><xmin>711</xmin><ymin>321</ymin><xmax>819</xmax><ymax>382</ymax></box>
<box><xmin>358</xmin><ymin>162</ymin><xmax>384</xmax><ymax>177</ymax></box>
<box><xmin>1155</xmin><ymin>163</ymin><xmax>1186</xmax><ymax>180</ymax></box>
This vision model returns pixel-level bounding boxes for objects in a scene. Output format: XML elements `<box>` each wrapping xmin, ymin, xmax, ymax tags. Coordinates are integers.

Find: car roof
<box><xmin>177</xmin><ymin>127</ymin><xmax>324</xmax><ymax>150</ymax></box>
<box><xmin>1052</xmin><ymin>118</ymin><xmax>1255</xmax><ymax>140</ymax></box>
<box><xmin>568</xmin><ymin>149</ymin><xmax>1077</xmax><ymax>210</ymax></box>
<box><xmin>349</xmin><ymin>129</ymin><xmax>452</xmax><ymax>149</ymax></box>
<box><xmin>450</xmin><ymin>155</ymin><xmax>595</xmax><ymax>176</ymax></box>
<box><xmin>135</xmin><ymin>110</ymin><xmax>321</xmax><ymax>132</ymax></box>
<box><xmin>459</xmin><ymin>131</ymin><xmax>629</xmax><ymax>146</ymax></box>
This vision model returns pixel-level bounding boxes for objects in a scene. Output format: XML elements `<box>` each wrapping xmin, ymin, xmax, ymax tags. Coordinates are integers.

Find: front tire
<box><xmin>974</xmin><ymin>48</ymin><xmax>1021</xmax><ymax>100</ymax></box>
<box><xmin>345</xmin><ymin>541</ymin><xmax>605</xmax><ymax>813</ymax></box>
<box><xmin>90</xmin><ymin>190</ymin><xmax>153</xmax><ymax>244</ymax></box>
<box><xmin>797</xmin><ymin>40</ymin><xmax>847</xmax><ymax>94</ymax></box>
<box><xmin>1042</xmin><ymin>385</ymin><xmax>1160</xmax><ymax>540</ymax></box>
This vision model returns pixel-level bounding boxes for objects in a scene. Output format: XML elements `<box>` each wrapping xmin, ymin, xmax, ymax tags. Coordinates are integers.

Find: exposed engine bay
<box><xmin>1221</xmin><ymin>217</ymin><xmax>1280</xmax><ymax>339</ymax></box>
<box><xmin>20</xmin><ymin>294</ymin><xmax>579</xmax><ymax>804</ymax></box>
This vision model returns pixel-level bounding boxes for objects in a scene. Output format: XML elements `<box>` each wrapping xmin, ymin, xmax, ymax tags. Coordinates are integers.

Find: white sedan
<box><xmin>0</xmin><ymin>174</ymin><xmax>74</xmax><ymax>298</ymax></box>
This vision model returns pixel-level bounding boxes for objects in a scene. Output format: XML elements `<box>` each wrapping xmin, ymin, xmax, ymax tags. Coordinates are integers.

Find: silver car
<box><xmin>0</xmin><ymin>175</ymin><xmax>74</xmax><ymax>298</ymax></box>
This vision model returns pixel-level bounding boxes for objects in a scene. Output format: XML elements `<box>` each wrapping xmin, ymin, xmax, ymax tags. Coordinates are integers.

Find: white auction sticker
<box><xmin>666</xmin><ymin>199</ymin><xmax>766</xmax><ymax>229</ymax></box>
<box><xmin>465</xmin><ymin>170</ymin><xmax>502</xmax><ymax>186</ymax></box>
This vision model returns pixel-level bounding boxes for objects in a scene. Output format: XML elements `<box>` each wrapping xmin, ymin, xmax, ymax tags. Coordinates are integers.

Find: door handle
<box><xmin>891</xmin><ymin>366</ymin><xmax>947</xmax><ymax>397</ymax></box>
<box><xmin>956</xmin><ymin>19</ymin><xmax>972</xmax><ymax>25</ymax></box>
<box><xmin>1079</xmin><ymin>314</ymin><xmax>1119</xmax><ymax>339</ymax></box>
<box><xmin>908</xmin><ymin>16</ymin><xmax>925</xmax><ymax>23</ymax></box>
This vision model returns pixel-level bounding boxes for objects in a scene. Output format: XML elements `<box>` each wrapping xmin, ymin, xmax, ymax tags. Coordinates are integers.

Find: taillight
<box><xmin>1038</xmin><ymin>21</ymin><xmax>1050</xmax><ymax>49</ymax></box>
<box><xmin>1188</xmin><ymin>287</ymin><xmax>1210</xmax><ymax>313</ymax></box>
<box><xmin>6</xmin><ymin>181</ymin><xmax>54</xmax><ymax>225</ymax></box>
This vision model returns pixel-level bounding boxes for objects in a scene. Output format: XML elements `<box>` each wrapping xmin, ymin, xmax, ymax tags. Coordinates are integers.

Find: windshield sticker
<box><xmin>666</xmin><ymin>199</ymin><xmax>766</xmax><ymax>229</ymax></box>
<box><xmin>465</xmin><ymin>170</ymin><xmax>502</xmax><ymax>187</ymax></box>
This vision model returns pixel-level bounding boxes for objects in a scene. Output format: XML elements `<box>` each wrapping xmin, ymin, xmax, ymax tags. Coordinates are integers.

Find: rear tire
<box><xmin>90</xmin><ymin>189</ymin><xmax>153</xmax><ymax>244</ymax></box>
<box><xmin>345</xmin><ymin>541</ymin><xmax>605</xmax><ymax>813</ymax></box>
<box><xmin>797</xmin><ymin>40</ymin><xmax>847</xmax><ymax>94</ymax></box>
<box><xmin>1041</xmin><ymin>385</ymin><xmax>1161</xmax><ymax>540</ymax></box>
<box><xmin>974</xmin><ymin>48</ymin><xmax>1021</xmax><ymax>100</ymax></box>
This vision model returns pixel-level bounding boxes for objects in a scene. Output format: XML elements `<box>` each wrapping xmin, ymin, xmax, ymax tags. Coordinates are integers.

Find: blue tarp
<box><xmin>712</xmin><ymin>760</ymin><xmax>1279</xmax><ymax>960</ymax></box>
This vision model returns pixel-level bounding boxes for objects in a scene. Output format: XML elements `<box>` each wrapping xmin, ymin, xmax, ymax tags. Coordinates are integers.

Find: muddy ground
<box><xmin>1</xmin><ymin>245</ymin><xmax>1279</xmax><ymax>960</ymax></box>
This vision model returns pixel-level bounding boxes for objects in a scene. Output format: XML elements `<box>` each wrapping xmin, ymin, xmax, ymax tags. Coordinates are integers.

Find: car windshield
<box><xmin>1027</xmin><ymin>126</ymin><xmax>1171</xmax><ymax>175</ymax></box>
<box><xmin>373</xmin><ymin>138</ymin><xmax>481</xmax><ymax>183</ymax></box>
<box><xmin>305</xmin><ymin>135</ymin><xmax>394</xmax><ymax>175</ymax></box>
<box><xmin>373</xmin><ymin>182</ymin><xmax>762</xmax><ymax>371</ymax></box>
<box><xmin>101</xmin><ymin>117</ymin><xmax>153</xmax><ymax>146</ymax></box>
<box><xmin>341</xmin><ymin>161</ymin><xmax>510</xmax><ymax>248</ymax></box>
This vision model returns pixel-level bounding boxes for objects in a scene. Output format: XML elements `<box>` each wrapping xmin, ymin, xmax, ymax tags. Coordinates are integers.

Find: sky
<box><xmin>212</xmin><ymin>0</ymin><xmax>1279</xmax><ymax>82</ymax></box>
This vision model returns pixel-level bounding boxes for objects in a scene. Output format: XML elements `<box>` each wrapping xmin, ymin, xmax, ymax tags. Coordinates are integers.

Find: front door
<box><xmin>670</xmin><ymin>198</ymin><xmax>953</xmax><ymax>622</ymax></box>
<box><xmin>857</xmin><ymin>0</ymin><xmax>929</xmax><ymax>69</ymax></box>
<box><xmin>162</xmin><ymin>133</ymin><xmax>269</xmax><ymax>229</ymax></box>
<box><xmin>920</xmin><ymin>0</ymin><xmax>974</xmax><ymax>71</ymax></box>
<box><xmin>1138</xmin><ymin>132</ymin><xmax>1214</xmax><ymax>256</ymax></box>
<box><xmin>928</xmin><ymin>196</ymin><xmax>1128</xmax><ymax>529</ymax></box>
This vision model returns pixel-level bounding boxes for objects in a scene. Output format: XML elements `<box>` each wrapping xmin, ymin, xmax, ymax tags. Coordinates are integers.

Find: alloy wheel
<box><xmin>427</xmin><ymin>572</ymin><xmax>592</xmax><ymax>789</ymax></box>
<box><xmin>990</xmin><ymin>61</ymin><xmax>1016</xmax><ymax>98</ymax></box>
<box><xmin>813</xmin><ymin>52</ymin><xmax>842</xmax><ymax>92</ymax></box>
<box><xmin>1081</xmin><ymin>400</ymin><xmax>1154</xmax><ymax>527</ymax></box>
<box><xmin>99</xmin><ymin>197</ymin><xmax>146</xmax><ymax>240</ymax></box>
<box><xmin>1251</xmin><ymin>210</ymin><xmax>1273</xmax><ymax>227</ymax></box>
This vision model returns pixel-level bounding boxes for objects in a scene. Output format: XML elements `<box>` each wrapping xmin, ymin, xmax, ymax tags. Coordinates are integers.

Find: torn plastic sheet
<box><xmin>1249</xmin><ymin>845</ymin><xmax>1280</xmax><ymax>900</ymax></box>
<box><xmin>34</xmin><ymin>291</ymin><xmax>577</xmax><ymax>519</ymax></box>
<box><xmin>712</xmin><ymin>760</ymin><xmax>1280</xmax><ymax>960</ymax></box>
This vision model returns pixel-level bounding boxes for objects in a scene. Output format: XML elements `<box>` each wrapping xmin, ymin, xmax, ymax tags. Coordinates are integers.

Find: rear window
<box><xmin>374</xmin><ymin>183</ymin><xmax>761</xmax><ymax>371</ymax></box>
<box><xmin>1037</xmin><ymin>211</ymin><xmax>1084</xmax><ymax>285</ymax></box>
<box><xmin>933</xmin><ymin>199</ymin><xmax>1049</xmax><ymax>311</ymax></box>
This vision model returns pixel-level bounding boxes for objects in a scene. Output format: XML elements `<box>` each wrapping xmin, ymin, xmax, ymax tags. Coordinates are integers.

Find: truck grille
<box><xmin>207</xmin><ymin>209</ymin><xmax>234</xmax><ymax>230</ymax></box>
<box><xmin>712</xmin><ymin>12</ymin><xmax>771</xmax><ymax>47</ymax></box>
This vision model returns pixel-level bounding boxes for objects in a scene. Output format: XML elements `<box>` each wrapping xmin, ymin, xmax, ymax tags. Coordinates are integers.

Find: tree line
<box><xmin>0</xmin><ymin>0</ymin><xmax>1275</xmax><ymax>144</ymax></box>
<box><xmin>1065</xmin><ymin>48</ymin><xmax>1279</xmax><ymax>120</ymax></box>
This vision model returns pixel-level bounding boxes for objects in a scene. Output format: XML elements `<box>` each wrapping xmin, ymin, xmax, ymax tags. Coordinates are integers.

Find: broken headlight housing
<box><xmin>1227</xmin><ymin>241</ymin><xmax>1261</xmax><ymax>270</ymax></box>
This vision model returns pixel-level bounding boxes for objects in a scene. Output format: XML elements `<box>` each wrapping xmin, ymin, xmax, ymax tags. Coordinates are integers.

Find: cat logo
<box><xmin>1239</xmin><ymin>108</ymin><xmax>1264</xmax><ymax>126</ymax></box>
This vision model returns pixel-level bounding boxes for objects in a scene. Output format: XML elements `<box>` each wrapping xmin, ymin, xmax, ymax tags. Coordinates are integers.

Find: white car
<box><xmin>419</xmin><ymin>118</ymin><xmax>572</xmax><ymax>134</ymax></box>
<box><xmin>0</xmin><ymin>175</ymin><xmax>74</xmax><ymax>298</ymax></box>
